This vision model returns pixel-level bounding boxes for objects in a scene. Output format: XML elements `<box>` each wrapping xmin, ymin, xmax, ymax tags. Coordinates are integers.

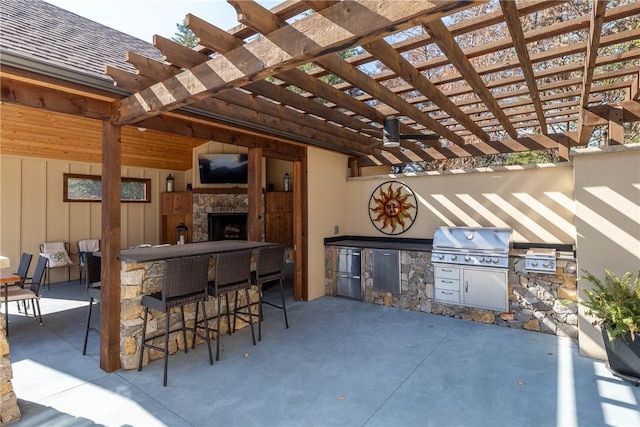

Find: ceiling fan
<box><xmin>364</xmin><ymin>116</ymin><xmax>440</xmax><ymax>148</ymax></box>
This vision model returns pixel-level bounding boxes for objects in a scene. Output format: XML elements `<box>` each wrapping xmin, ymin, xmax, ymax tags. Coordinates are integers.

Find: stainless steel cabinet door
<box><xmin>372</xmin><ymin>249</ymin><xmax>400</xmax><ymax>293</ymax></box>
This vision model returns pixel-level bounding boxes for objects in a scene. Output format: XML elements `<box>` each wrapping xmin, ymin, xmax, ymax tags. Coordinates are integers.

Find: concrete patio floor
<box><xmin>4</xmin><ymin>280</ymin><xmax>640</xmax><ymax>427</ymax></box>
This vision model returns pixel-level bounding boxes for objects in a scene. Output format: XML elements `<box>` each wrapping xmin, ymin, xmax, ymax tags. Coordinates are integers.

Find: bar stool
<box><xmin>235</xmin><ymin>244</ymin><xmax>288</xmax><ymax>341</ymax></box>
<box><xmin>195</xmin><ymin>249</ymin><xmax>255</xmax><ymax>361</ymax></box>
<box><xmin>82</xmin><ymin>252</ymin><xmax>101</xmax><ymax>355</ymax></box>
<box><xmin>138</xmin><ymin>255</ymin><xmax>212</xmax><ymax>387</ymax></box>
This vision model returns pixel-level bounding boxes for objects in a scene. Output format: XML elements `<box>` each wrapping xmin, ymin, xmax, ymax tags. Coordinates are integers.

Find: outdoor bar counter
<box><xmin>116</xmin><ymin>240</ymin><xmax>274</xmax><ymax>370</ymax></box>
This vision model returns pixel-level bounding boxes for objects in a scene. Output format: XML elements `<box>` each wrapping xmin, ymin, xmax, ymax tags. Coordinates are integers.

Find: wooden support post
<box><xmin>247</xmin><ymin>147</ymin><xmax>263</xmax><ymax>241</ymax></box>
<box><xmin>608</xmin><ymin>106</ymin><xmax>624</xmax><ymax>145</ymax></box>
<box><xmin>293</xmin><ymin>153</ymin><xmax>307</xmax><ymax>301</ymax></box>
<box><xmin>101</xmin><ymin>120</ymin><xmax>121</xmax><ymax>373</ymax></box>
<box><xmin>557</xmin><ymin>134</ymin><xmax>570</xmax><ymax>162</ymax></box>
<box><xmin>349</xmin><ymin>158</ymin><xmax>360</xmax><ymax>177</ymax></box>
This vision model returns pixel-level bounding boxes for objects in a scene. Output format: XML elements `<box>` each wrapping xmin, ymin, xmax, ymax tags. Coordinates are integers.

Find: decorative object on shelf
<box><xmin>166</xmin><ymin>173</ymin><xmax>174</xmax><ymax>193</ymax></box>
<box><xmin>175</xmin><ymin>223</ymin><xmax>188</xmax><ymax>245</ymax></box>
<box><xmin>368</xmin><ymin>181</ymin><xmax>417</xmax><ymax>235</ymax></box>
<box><xmin>580</xmin><ymin>269</ymin><xmax>640</xmax><ymax>385</ymax></box>
<box><xmin>283</xmin><ymin>172</ymin><xmax>291</xmax><ymax>192</ymax></box>
<box><xmin>186</xmin><ymin>183</ymin><xmax>192</xmax><ymax>191</ymax></box>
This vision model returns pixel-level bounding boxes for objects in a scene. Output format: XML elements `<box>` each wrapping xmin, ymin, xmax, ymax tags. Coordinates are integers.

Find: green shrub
<box><xmin>580</xmin><ymin>270</ymin><xmax>640</xmax><ymax>343</ymax></box>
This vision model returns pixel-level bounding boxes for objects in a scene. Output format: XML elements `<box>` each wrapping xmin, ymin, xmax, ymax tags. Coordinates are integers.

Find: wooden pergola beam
<box><xmin>112</xmin><ymin>0</ymin><xmax>478</xmax><ymax>125</ymax></box>
<box><xmin>578</xmin><ymin>0</ymin><xmax>608</xmax><ymax>145</ymax></box>
<box><xmin>499</xmin><ymin>0</ymin><xmax>547</xmax><ymax>134</ymax></box>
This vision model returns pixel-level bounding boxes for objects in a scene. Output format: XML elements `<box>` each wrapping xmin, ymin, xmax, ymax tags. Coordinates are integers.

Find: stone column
<box><xmin>0</xmin><ymin>314</ymin><xmax>21</xmax><ymax>425</ymax></box>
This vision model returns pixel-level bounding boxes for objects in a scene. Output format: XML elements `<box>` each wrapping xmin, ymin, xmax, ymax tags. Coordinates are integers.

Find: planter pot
<box><xmin>601</xmin><ymin>327</ymin><xmax>640</xmax><ymax>386</ymax></box>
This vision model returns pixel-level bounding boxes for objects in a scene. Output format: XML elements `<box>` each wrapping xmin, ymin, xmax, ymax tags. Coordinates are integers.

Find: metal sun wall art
<box><xmin>368</xmin><ymin>181</ymin><xmax>418</xmax><ymax>235</ymax></box>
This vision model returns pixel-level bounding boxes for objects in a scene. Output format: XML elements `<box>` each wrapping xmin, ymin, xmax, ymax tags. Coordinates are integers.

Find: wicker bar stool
<box><xmin>195</xmin><ymin>249</ymin><xmax>255</xmax><ymax>362</ymax></box>
<box><xmin>234</xmin><ymin>244</ymin><xmax>288</xmax><ymax>341</ymax></box>
<box><xmin>82</xmin><ymin>252</ymin><xmax>101</xmax><ymax>355</ymax></box>
<box><xmin>138</xmin><ymin>255</ymin><xmax>213</xmax><ymax>387</ymax></box>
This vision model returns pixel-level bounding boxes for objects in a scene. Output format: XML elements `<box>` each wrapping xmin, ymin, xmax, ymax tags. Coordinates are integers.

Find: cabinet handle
<box><xmin>441</xmin><ymin>280</ymin><xmax>453</xmax><ymax>283</ymax></box>
<box><xmin>465</xmin><ymin>281</ymin><xmax>469</xmax><ymax>293</ymax></box>
<box><xmin>442</xmin><ymin>269</ymin><xmax>452</xmax><ymax>272</ymax></box>
<box><xmin>441</xmin><ymin>291</ymin><xmax>454</xmax><ymax>295</ymax></box>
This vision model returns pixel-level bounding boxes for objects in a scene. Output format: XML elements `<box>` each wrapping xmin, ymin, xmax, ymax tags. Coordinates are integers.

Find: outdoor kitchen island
<box><xmin>325</xmin><ymin>234</ymin><xmax>579</xmax><ymax>339</ymax></box>
<box><xmin>115</xmin><ymin>240</ymin><xmax>276</xmax><ymax>370</ymax></box>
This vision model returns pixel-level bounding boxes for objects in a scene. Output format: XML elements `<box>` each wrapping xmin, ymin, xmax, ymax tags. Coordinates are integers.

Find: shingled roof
<box><xmin>0</xmin><ymin>0</ymin><xmax>162</xmax><ymax>81</ymax></box>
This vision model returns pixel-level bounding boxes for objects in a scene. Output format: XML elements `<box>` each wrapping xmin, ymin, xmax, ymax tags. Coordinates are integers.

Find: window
<box><xmin>64</xmin><ymin>173</ymin><xmax>151</xmax><ymax>203</ymax></box>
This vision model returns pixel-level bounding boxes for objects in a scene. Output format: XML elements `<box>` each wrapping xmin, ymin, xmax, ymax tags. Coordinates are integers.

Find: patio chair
<box><xmin>194</xmin><ymin>249</ymin><xmax>255</xmax><ymax>362</ymax></box>
<box><xmin>4</xmin><ymin>255</ymin><xmax>47</xmax><ymax>334</ymax></box>
<box><xmin>235</xmin><ymin>244</ymin><xmax>288</xmax><ymax>341</ymax></box>
<box><xmin>40</xmin><ymin>241</ymin><xmax>73</xmax><ymax>290</ymax></box>
<box><xmin>138</xmin><ymin>254</ymin><xmax>212</xmax><ymax>387</ymax></box>
<box><xmin>9</xmin><ymin>253</ymin><xmax>33</xmax><ymax>313</ymax></box>
<box><xmin>77</xmin><ymin>239</ymin><xmax>100</xmax><ymax>285</ymax></box>
<box><xmin>82</xmin><ymin>252</ymin><xmax>101</xmax><ymax>355</ymax></box>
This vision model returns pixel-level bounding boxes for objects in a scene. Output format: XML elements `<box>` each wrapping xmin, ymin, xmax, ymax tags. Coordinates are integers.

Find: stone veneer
<box><xmin>192</xmin><ymin>193</ymin><xmax>264</xmax><ymax>243</ymax></box>
<box><xmin>1</xmin><ymin>314</ymin><xmax>21</xmax><ymax>425</ymax></box>
<box><xmin>119</xmin><ymin>257</ymin><xmax>259</xmax><ymax>370</ymax></box>
<box><xmin>325</xmin><ymin>248</ymin><xmax>579</xmax><ymax>339</ymax></box>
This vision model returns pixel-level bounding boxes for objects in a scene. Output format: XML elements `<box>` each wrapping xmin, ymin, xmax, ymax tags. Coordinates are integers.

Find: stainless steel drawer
<box><xmin>435</xmin><ymin>265</ymin><xmax>461</xmax><ymax>280</ymax></box>
<box><xmin>336</xmin><ymin>248</ymin><xmax>361</xmax><ymax>275</ymax></box>
<box><xmin>434</xmin><ymin>288</ymin><xmax>460</xmax><ymax>304</ymax></box>
<box><xmin>435</xmin><ymin>277</ymin><xmax>460</xmax><ymax>291</ymax></box>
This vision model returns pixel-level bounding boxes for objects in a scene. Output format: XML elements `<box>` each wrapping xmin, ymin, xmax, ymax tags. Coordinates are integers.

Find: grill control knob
<box><xmin>438</xmin><ymin>254</ymin><xmax>444</xmax><ymax>260</ymax></box>
<box><xmin>492</xmin><ymin>258</ymin><xmax>499</xmax><ymax>264</ymax></box>
<box><xmin>464</xmin><ymin>256</ymin><xmax>471</xmax><ymax>262</ymax></box>
<box><xmin>451</xmin><ymin>255</ymin><xmax>457</xmax><ymax>261</ymax></box>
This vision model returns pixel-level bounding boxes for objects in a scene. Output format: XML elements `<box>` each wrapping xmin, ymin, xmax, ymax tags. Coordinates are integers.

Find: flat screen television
<box><xmin>198</xmin><ymin>153</ymin><xmax>248</xmax><ymax>184</ymax></box>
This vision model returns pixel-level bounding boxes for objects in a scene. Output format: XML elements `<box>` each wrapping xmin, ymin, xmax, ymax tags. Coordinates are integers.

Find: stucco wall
<box><xmin>343</xmin><ymin>164</ymin><xmax>576</xmax><ymax>244</ymax></box>
<box><xmin>574</xmin><ymin>145</ymin><xmax>640</xmax><ymax>359</ymax></box>
<box><xmin>0</xmin><ymin>154</ymin><xmax>182</xmax><ymax>281</ymax></box>
<box><xmin>306</xmin><ymin>148</ymin><xmax>349</xmax><ymax>300</ymax></box>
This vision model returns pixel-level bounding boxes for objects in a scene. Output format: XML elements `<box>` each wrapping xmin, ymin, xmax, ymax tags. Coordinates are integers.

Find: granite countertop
<box><xmin>324</xmin><ymin>236</ymin><xmax>432</xmax><ymax>252</ymax></box>
<box><xmin>116</xmin><ymin>240</ymin><xmax>275</xmax><ymax>263</ymax></box>
<box><xmin>324</xmin><ymin>236</ymin><xmax>575</xmax><ymax>257</ymax></box>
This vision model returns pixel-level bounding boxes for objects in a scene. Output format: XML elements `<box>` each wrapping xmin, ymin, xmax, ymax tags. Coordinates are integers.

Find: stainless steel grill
<box><xmin>431</xmin><ymin>226</ymin><xmax>511</xmax><ymax>269</ymax></box>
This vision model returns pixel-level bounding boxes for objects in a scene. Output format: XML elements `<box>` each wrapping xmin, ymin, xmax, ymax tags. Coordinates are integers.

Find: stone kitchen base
<box><xmin>326</xmin><ymin>246</ymin><xmax>578</xmax><ymax>339</ymax></box>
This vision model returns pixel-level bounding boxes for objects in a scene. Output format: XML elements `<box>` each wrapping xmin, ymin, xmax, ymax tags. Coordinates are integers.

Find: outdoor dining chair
<box><xmin>9</xmin><ymin>253</ymin><xmax>32</xmax><ymax>313</ymax></box>
<box><xmin>40</xmin><ymin>241</ymin><xmax>73</xmax><ymax>289</ymax></box>
<box><xmin>138</xmin><ymin>254</ymin><xmax>212</xmax><ymax>387</ymax></box>
<box><xmin>82</xmin><ymin>252</ymin><xmax>101</xmax><ymax>355</ymax></box>
<box><xmin>77</xmin><ymin>239</ymin><xmax>100</xmax><ymax>284</ymax></box>
<box><xmin>234</xmin><ymin>244</ymin><xmax>288</xmax><ymax>341</ymax></box>
<box><xmin>5</xmin><ymin>255</ymin><xmax>47</xmax><ymax>333</ymax></box>
<box><xmin>194</xmin><ymin>249</ymin><xmax>255</xmax><ymax>362</ymax></box>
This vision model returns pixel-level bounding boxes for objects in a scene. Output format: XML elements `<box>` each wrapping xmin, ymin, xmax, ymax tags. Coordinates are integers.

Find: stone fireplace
<box><xmin>192</xmin><ymin>191</ymin><xmax>264</xmax><ymax>242</ymax></box>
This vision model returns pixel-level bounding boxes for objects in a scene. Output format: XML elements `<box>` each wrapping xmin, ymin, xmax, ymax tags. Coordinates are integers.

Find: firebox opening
<box><xmin>208</xmin><ymin>213</ymin><xmax>248</xmax><ymax>241</ymax></box>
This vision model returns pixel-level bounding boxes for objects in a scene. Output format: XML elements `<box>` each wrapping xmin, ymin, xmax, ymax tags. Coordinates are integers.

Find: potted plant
<box><xmin>581</xmin><ymin>269</ymin><xmax>640</xmax><ymax>385</ymax></box>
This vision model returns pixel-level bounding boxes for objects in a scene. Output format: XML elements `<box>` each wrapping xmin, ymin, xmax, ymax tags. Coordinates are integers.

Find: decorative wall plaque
<box><xmin>368</xmin><ymin>181</ymin><xmax>418</xmax><ymax>235</ymax></box>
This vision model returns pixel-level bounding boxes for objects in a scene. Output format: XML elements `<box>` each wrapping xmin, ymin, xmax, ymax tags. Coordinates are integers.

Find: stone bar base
<box><xmin>120</xmin><ymin>258</ymin><xmax>259</xmax><ymax>370</ymax></box>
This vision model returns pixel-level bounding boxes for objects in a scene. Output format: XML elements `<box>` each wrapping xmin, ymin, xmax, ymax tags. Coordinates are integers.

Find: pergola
<box><xmin>2</xmin><ymin>0</ymin><xmax>639</xmax><ymax>372</ymax></box>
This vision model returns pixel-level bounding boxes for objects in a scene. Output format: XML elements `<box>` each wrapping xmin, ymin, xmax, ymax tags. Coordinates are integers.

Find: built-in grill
<box><xmin>431</xmin><ymin>226</ymin><xmax>511</xmax><ymax>312</ymax></box>
<box><xmin>525</xmin><ymin>248</ymin><xmax>557</xmax><ymax>273</ymax></box>
<box><xmin>431</xmin><ymin>226</ymin><xmax>511</xmax><ymax>268</ymax></box>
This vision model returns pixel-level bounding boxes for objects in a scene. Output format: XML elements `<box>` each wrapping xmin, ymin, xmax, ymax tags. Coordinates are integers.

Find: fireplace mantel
<box><xmin>192</xmin><ymin>188</ymin><xmax>249</xmax><ymax>194</ymax></box>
